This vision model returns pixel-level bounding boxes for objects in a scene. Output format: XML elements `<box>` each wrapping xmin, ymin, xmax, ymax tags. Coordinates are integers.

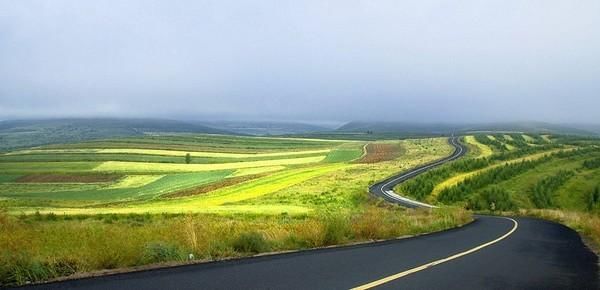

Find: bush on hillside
<box><xmin>468</xmin><ymin>187</ymin><xmax>517</xmax><ymax>211</ymax></box>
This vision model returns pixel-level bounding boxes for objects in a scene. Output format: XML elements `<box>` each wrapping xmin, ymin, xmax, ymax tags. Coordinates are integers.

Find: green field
<box><xmin>3</xmin><ymin>131</ymin><xmax>598</xmax><ymax>286</ymax></box>
<box><xmin>1</xmin><ymin>134</ymin><xmax>453</xmax><ymax>215</ymax></box>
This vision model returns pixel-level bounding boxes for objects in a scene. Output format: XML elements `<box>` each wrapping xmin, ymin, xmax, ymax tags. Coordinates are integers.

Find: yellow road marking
<box><xmin>351</xmin><ymin>217</ymin><xmax>518</xmax><ymax>290</ymax></box>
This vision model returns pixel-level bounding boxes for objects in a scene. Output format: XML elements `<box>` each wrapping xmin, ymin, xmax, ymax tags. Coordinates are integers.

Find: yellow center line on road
<box><xmin>350</xmin><ymin>217</ymin><xmax>518</xmax><ymax>290</ymax></box>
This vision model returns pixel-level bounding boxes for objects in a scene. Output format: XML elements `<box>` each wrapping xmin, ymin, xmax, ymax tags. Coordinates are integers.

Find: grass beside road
<box><xmin>0</xmin><ymin>206</ymin><xmax>471</xmax><ymax>287</ymax></box>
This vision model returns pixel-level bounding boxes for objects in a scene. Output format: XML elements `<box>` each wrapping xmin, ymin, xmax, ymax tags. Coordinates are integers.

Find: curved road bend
<box><xmin>15</xmin><ymin>138</ymin><xmax>599</xmax><ymax>290</ymax></box>
<box><xmin>369</xmin><ymin>136</ymin><xmax>466</xmax><ymax>208</ymax></box>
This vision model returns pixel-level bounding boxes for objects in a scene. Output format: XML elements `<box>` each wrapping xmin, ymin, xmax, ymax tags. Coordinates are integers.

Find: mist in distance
<box><xmin>1</xmin><ymin>1</ymin><xmax>599</xmax><ymax>124</ymax></box>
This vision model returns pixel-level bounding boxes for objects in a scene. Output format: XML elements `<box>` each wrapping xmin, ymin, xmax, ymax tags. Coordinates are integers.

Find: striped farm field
<box><xmin>107</xmin><ymin>175</ymin><xmax>165</xmax><ymax>189</ymax></box>
<box><xmin>40</xmin><ymin>134</ymin><xmax>344</xmax><ymax>153</ymax></box>
<box><xmin>0</xmin><ymin>134</ymin><xmax>360</xmax><ymax>210</ymax></box>
<box><xmin>5</xmin><ymin>148</ymin><xmax>331</xmax><ymax>158</ymax></box>
<box><xmin>92</xmin><ymin>155</ymin><xmax>327</xmax><ymax>173</ymax></box>
<box><xmin>18</xmin><ymin>164</ymin><xmax>348</xmax><ymax>214</ymax></box>
<box><xmin>1</xmin><ymin>171</ymin><xmax>232</xmax><ymax>201</ymax></box>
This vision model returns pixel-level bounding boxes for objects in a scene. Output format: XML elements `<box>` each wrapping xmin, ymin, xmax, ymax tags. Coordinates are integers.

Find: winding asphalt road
<box><xmin>15</xmin><ymin>137</ymin><xmax>599</xmax><ymax>289</ymax></box>
<box><xmin>369</xmin><ymin>136</ymin><xmax>466</xmax><ymax>208</ymax></box>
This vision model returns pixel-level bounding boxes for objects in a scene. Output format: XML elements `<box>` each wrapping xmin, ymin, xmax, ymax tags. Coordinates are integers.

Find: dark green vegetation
<box><xmin>398</xmin><ymin>134</ymin><xmax>559</xmax><ymax>201</ymax></box>
<box><xmin>468</xmin><ymin>187</ymin><xmax>517</xmax><ymax>211</ymax></box>
<box><xmin>438</xmin><ymin>157</ymin><xmax>549</xmax><ymax>205</ymax></box>
<box><xmin>474</xmin><ymin>134</ymin><xmax>509</xmax><ymax>152</ymax></box>
<box><xmin>529</xmin><ymin>170</ymin><xmax>575</xmax><ymax>208</ymax></box>
<box><xmin>408</xmin><ymin>134</ymin><xmax>600</xmax><ymax>215</ymax></box>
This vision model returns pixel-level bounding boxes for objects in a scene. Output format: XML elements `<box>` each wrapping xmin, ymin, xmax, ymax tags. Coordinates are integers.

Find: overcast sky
<box><xmin>1</xmin><ymin>1</ymin><xmax>599</xmax><ymax>123</ymax></box>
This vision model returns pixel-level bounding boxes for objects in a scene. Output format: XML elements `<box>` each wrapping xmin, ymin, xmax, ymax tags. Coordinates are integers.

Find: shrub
<box><xmin>583</xmin><ymin>158</ymin><xmax>600</xmax><ymax>169</ymax></box>
<box><xmin>140</xmin><ymin>242</ymin><xmax>183</xmax><ymax>264</ymax></box>
<box><xmin>529</xmin><ymin>170</ymin><xmax>574</xmax><ymax>208</ymax></box>
<box><xmin>468</xmin><ymin>187</ymin><xmax>516</xmax><ymax>211</ymax></box>
<box><xmin>586</xmin><ymin>186</ymin><xmax>600</xmax><ymax>211</ymax></box>
<box><xmin>321</xmin><ymin>214</ymin><xmax>351</xmax><ymax>245</ymax></box>
<box><xmin>232</xmin><ymin>232</ymin><xmax>270</xmax><ymax>254</ymax></box>
<box><xmin>352</xmin><ymin>207</ymin><xmax>386</xmax><ymax>240</ymax></box>
<box><xmin>0</xmin><ymin>254</ymin><xmax>70</xmax><ymax>286</ymax></box>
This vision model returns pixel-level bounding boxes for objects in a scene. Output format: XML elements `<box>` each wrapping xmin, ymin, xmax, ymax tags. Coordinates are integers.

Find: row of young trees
<box><xmin>474</xmin><ymin>135</ymin><xmax>508</xmax><ymax>152</ymax></box>
<box><xmin>583</xmin><ymin>158</ymin><xmax>600</xmax><ymax>169</ymax></box>
<box><xmin>439</xmin><ymin>148</ymin><xmax>598</xmax><ymax>208</ymax></box>
<box><xmin>586</xmin><ymin>186</ymin><xmax>600</xmax><ymax>211</ymax></box>
<box><xmin>399</xmin><ymin>157</ymin><xmax>491</xmax><ymax>200</ymax></box>
<box><xmin>438</xmin><ymin>157</ymin><xmax>549</xmax><ymax>203</ymax></box>
<box><xmin>496</xmin><ymin>134</ymin><xmax>530</xmax><ymax>149</ymax></box>
<box><xmin>529</xmin><ymin>170</ymin><xmax>574</xmax><ymax>208</ymax></box>
<box><xmin>399</xmin><ymin>143</ymin><xmax>563</xmax><ymax>201</ymax></box>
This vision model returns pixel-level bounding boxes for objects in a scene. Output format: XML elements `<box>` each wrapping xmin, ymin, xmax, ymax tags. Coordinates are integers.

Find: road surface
<box><xmin>15</xmin><ymin>137</ymin><xmax>599</xmax><ymax>289</ymax></box>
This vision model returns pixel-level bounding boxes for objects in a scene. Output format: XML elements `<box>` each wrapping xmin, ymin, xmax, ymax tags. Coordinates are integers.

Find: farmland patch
<box><xmin>357</xmin><ymin>143</ymin><xmax>401</xmax><ymax>163</ymax></box>
<box><xmin>92</xmin><ymin>156</ymin><xmax>326</xmax><ymax>173</ymax></box>
<box><xmin>15</xmin><ymin>174</ymin><xmax>121</xmax><ymax>183</ymax></box>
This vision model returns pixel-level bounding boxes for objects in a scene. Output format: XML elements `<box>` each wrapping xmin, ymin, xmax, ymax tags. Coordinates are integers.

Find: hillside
<box><xmin>202</xmin><ymin>120</ymin><xmax>332</xmax><ymax>135</ymax></box>
<box><xmin>0</xmin><ymin>118</ymin><xmax>232</xmax><ymax>151</ymax></box>
<box><xmin>337</xmin><ymin>121</ymin><xmax>597</xmax><ymax>136</ymax></box>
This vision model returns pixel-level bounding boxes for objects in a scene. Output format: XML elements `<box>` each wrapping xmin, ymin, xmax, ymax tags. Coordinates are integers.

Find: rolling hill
<box><xmin>337</xmin><ymin>121</ymin><xmax>597</xmax><ymax>137</ymax></box>
<box><xmin>0</xmin><ymin>118</ymin><xmax>233</xmax><ymax>151</ymax></box>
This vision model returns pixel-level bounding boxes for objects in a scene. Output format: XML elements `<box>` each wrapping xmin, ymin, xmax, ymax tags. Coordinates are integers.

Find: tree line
<box><xmin>399</xmin><ymin>143</ymin><xmax>564</xmax><ymax>201</ymax></box>
<box><xmin>474</xmin><ymin>135</ymin><xmax>508</xmax><ymax>152</ymax></box>
<box><xmin>529</xmin><ymin>170</ymin><xmax>574</xmax><ymax>208</ymax></box>
<box><xmin>586</xmin><ymin>186</ymin><xmax>600</xmax><ymax>211</ymax></box>
<box><xmin>438</xmin><ymin>157</ymin><xmax>548</xmax><ymax>204</ymax></box>
<box><xmin>583</xmin><ymin>158</ymin><xmax>600</xmax><ymax>169</ymax></box>
<box><xmin>467</xmin><ymin>187</ymin><xmax>516</xmax><ymax>211</ymax></box>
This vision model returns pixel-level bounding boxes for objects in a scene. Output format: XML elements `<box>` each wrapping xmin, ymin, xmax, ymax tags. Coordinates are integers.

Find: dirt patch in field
<box><xmin>356</xmin><ymin>143</ymin><xmax>401</xmax><ymax>163</ymax></box>
<box><xmin>15</xmin><ymin>174</ymin><xmax>122</xmax><ymax>183</ymax></box>
<box><xmin>164</xmin><ymin>174</ymin><xmax>267</xmax><ymax>198</ymax></box>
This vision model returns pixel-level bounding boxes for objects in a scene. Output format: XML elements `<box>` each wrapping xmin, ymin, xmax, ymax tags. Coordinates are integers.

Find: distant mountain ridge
<box><xmin>0</xmin><ymin>118</ymin><xmax>233</xmax><ymax>151</ymax></box>
<box><xmin>337</xmin><ymin>121</ymin><xmax>598</xmax><ymax>136</ymax></box>
<box><xmin>202</xmin><ymin>120</ymin><xmax>331</xmax><ymax>135</ymax></box>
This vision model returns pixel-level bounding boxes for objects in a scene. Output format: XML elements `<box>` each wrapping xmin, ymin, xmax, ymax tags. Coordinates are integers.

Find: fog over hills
<box><xmin>1</xmin><ymin>118</ymin><xmax>598</xmax><ymax>152</ymax></box>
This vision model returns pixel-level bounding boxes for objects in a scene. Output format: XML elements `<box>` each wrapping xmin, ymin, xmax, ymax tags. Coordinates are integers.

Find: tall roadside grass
<box><xmin>0</xmin><ymin>206</ymin><xmax>471</xmax><ymax>286</ymax></box>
